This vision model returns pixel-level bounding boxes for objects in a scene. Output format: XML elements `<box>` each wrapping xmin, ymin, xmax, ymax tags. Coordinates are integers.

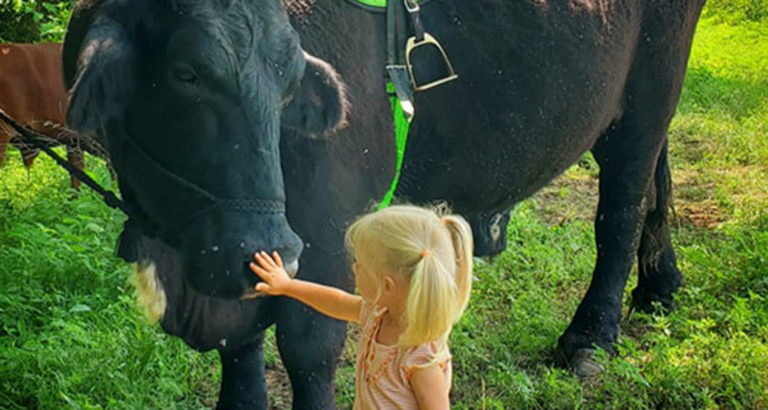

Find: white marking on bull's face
<box><xmin>130</xmin><ymin>262</ymin><xmax>167</xmax><ymax>324</ymax></box>
<box><xmin>489</xmin><ymin>213</ymin><xmax>504</xmax><ymax>242</ymax></box>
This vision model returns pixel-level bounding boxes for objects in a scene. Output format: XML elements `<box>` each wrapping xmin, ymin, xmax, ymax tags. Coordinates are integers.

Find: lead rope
<box><xmin>0</xmin><ymin>107</ymin><xmax>134</xmax><ymax>216</ymax></box>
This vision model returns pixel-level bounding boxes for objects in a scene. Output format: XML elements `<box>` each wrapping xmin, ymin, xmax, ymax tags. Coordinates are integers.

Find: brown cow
<box><xmin>0</xmin><ymin>42</ymin><xmax>104</xmax><ymax>189</ymax></box>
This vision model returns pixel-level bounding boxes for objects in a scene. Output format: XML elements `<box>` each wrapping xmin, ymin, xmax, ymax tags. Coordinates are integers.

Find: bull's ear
<box><xmin>67</xmin><ymin>17</ymin><xmax>135</xmax><ymax>132</ymax></box>
<box><xmin>282</xmin><ymin>53</ymin><xmax>349</xmax><ymax>138</ymax></box>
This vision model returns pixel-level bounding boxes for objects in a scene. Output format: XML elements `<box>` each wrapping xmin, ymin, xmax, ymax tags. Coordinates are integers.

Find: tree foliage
<box><xmin>704</xmin><ymin>0</ymin><xmax>768</xmax><ymax>23</ymax></box>
<box><xmin>0</xmin><ymin>0</ymin><xmax>73</xmax><ymax>43</ymax></box>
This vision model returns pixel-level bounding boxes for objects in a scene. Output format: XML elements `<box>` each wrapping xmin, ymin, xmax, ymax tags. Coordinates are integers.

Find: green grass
<box><xmin>0</xmin><ymin>157</ymin><xmax>222</xmax><ymax>409</ymax></box>
<box><xmin>2</xmin><ymin>12</ymin><xmax>767</xmax><ymax>410</ymax></box>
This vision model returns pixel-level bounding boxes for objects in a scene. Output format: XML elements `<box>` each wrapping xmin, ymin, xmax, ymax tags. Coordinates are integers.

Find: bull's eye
<box><xmin>172</xmin><ymin>65</ymin><xmax>199</xmax><ymax>87</ymax></box>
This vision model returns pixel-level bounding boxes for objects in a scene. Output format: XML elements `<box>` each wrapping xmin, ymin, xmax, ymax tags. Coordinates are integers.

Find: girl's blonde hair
<box><xmin>345</xmin><ymin>204</ymin><xmax>473</xmax><ymax>348</ymax></box>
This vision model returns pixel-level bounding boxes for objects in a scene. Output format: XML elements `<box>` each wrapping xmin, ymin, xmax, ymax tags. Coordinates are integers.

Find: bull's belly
<box><xmin>399</xmin><ymin>129</ymin><xmax>597</xmax><ymax>213</ymax></box>
<box><xmin>399</xmin><ymin>85</ymin><xmax>615</xmax><ymax>212</ymax></box>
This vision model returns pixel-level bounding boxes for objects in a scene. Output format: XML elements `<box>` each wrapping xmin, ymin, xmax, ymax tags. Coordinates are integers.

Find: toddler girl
<box><xmin>251</xmin><ymin>205</ymin><xmax>473</xmax><ymax>409</ymax></box>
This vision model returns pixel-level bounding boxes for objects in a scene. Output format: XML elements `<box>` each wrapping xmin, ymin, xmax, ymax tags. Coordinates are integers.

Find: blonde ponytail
<box><xmin>400</xmin><ymin>214</ymin><xmax>474</xmax><ymax>347</ymax></box>
<box><xmin>442</xmin><ymin>215</ymin><xmax>474</xmax><ymax>315</ymax></box>
<box><xmin>400</xmin><ymin>253</ymin><xmax>457</xmax><ymax>346</ymax></box>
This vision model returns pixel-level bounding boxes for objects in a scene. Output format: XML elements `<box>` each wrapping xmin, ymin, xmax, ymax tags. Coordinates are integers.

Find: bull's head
<box><xmin>66</xmin><ymin>0</ymin><xmax>347</xmax><ymax>298</ymax></box>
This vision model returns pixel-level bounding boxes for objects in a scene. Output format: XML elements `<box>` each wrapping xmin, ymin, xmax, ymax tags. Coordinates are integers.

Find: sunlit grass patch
<box><xmin>671</xmin><ymin>17</ymin><xmax>768</xmax><ymax>230</ymax></box>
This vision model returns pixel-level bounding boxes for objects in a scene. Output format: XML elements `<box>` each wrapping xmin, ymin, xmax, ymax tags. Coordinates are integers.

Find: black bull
<box><xmin>61</xmin><ymin>0</ymin><xmax>705</xmax><ymax>407</ymax></box>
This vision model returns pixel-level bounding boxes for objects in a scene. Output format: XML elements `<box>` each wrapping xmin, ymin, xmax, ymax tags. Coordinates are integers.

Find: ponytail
<box><xmin>399</xmin><ymin>214</ymin><xmax>474</xmax><ymax>347</ymax></box>
<box><xmin>401</xmin><ymin>255</ymin><xmax>456</xmax><ymax>346</ymax></box>
<box><xmin>442</xmin><ymin>215</ymin><xmax>474</xmax><ymax>315</ymax></box>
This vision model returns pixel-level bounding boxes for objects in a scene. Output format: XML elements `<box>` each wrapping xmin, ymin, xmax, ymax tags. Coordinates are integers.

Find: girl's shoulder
<box><xmin>400</xmin><ymin>339</ymin><xmax>451</xmax><ymax>382</ymax></box>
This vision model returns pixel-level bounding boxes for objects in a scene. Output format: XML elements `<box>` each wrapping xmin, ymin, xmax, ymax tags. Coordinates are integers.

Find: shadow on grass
<box><xmin>679</xmin><ymin>66</ymin><xmax>768</xmax><ymax>119</ymax></box>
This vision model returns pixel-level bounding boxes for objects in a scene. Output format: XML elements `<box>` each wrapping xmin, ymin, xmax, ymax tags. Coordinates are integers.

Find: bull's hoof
<box><xmin>570</xmin><ymin>348</ymin><xmax>604</xmax><ymax>378</ymax></box>
<box><xmin>555</xmin><ymin>347</ymin><xmax>604</xmax><ymax>378</ymax></box>
<box><xmin>555</xmin><ymin>330</ymin><xmax>610</xmax><ymax>378</ymax></box>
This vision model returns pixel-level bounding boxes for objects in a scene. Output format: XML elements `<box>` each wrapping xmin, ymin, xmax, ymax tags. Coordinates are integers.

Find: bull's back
<box><xmin>0</xmin><ymin>43</ymin><xmax>68</xmax><ymax>132</ymax></box>
<box><xmin>399</xmin><ymin>0</ymin><xmax>703</xmax><ymax>210</ymax></box>
<box><xmin>397</xmin><ymin>0</ymin><xmax>642</xmax><ymax>207</ymax></box>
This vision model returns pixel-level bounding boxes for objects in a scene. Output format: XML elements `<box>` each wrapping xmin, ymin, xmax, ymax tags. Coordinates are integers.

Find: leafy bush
<box><xmin>0</xmin><ymin>0</ymin><xmax>73</xmax><ymax>43</ymax></box>
<box><xmin>704</xmin><ymin>0</ymin><xmax>768</xmax><ymax>23</ymax></box>
<box><xmin>0</xmin><ymin>2</ymin><xmax>39</xmax><ymax>42</ymax></box>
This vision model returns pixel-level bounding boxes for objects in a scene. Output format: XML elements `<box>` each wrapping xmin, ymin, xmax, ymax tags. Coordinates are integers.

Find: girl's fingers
<box><xmin>254</xmin><ymin>250</ymin><xmax>286</xmax><ymax>271</ymax></box>
<box><xmin>254</xmin><ymin>252</ymin><xmax>273</xmax><ymax>270</ymax></box>
<box><xmin>255</xmin><ymin>283</ymin><xmax>271</xmax><ymax>293</ymax></box>
<box><xmin>252</xmin><ymin>252</ymin><xmax>289</xmax><ymax>290</ymax></box>
<box><xmin>258</xmin><ymin>251</ymin><xmax>277</xmax><ymax>269</ymax></box>
<box><xmin>254</xmin><ymin>252</ymin><xmax>266</xmax><ymax>266</ymax></box>
<box><xmin>272</xmin><ymin>251</ymin><xmax>283</xmax><ymax>268</ymax></box>
<box><xmin>249</xmin><ymin>262</ymin><xmax>270</xmax><ymax>280</ymax></box>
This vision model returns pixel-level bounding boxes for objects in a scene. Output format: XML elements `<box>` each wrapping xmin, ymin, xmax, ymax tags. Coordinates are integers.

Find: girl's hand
<box><xmin>250</xmin><ymin>251</ymin><xmax>363</xmax><ymax>322</ymax></box>
<box><xmin>250</xmin><ymin>251</ymin><xmax>293</xmax><ymax>296</ymax></box>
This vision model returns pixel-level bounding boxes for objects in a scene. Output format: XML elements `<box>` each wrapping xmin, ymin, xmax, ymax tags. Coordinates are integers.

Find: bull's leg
<box><xmin>8</xmin><ymin>130</ymin><xmax>40</xmax><ymax>169</ymax></box>
<box><xmin>555</xmin><ymin>8</ymin><xmax>699</xmax><ymax>375</ymax></box>
<box><xmin>0</xmin><ymin>138</ymin><xmax>7</xmax><ymax>168</ymax></box>
<box><xmin>216</xmin><ymin>332</ymin><xmax>268</xmax><ymax>410</ymax></box>
<box><xmin>632</xmin><ymin>140</ymin><xmax>684</xmax><ymax>312</ymax></box>
<box><xmin>275</xmin><ymin>246</ymin><xmax>349</xmax><ymax>410</ymax></box>
<box><xmin>18</xmin><ymin>143</ymin><xmax>39</xmax><ymax>181</ymax></box>
<box><xmin>555</xmin><ymin>125</ymin><xmax>660</xmax><ymax>377</ymax></box>
<box><xmin>0</xmin><ymin>123</ymin><xmax>12</xmax><ymax>168</ymax></box>
<box><xmin>66</xmin><ymin>145</ymin><xmax>85</xmax><ymax>190</ymax></box>
<box><xmin>20</xmin><ymin>146</ymin><xmax>40</xmax><ymax>169</ymax></box>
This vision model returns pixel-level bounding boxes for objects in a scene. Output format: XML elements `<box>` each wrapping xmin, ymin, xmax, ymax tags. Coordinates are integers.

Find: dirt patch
<box><xmin>675</xmin><ymin>200</ymin><xmax>725</xmax><ymax>228</ymax></box>
<box><xmin>531</xmin><ymin>164</ymin><xmax>738</xmax><ymax>230</ymax></box>
<box><xmin>671</xmin><ymin>169</ymin><xmax>726</xmax><ymax>228</ymax></box>
<box><xmin>532</xmin><ymin>170</ymin><xmax>599</xmax><ymax>225</ymax></box>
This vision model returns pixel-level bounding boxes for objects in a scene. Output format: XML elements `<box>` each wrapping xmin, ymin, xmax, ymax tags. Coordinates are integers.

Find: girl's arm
<box><xmin>250</xmin><ymin>251</ymin><xmax>362</xmax><ymax>323</ymax></box>
<box><xmin>411</xmin><ymin>365</ymin><xmax>451</xmax><ymax>410</ymax></box>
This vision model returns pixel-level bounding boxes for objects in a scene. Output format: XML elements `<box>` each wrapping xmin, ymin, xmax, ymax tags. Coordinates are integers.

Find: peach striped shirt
<box><xmin>354</xmin><ymin>302</ymin><xmax>452</xmax><ymax>410</ymax></box>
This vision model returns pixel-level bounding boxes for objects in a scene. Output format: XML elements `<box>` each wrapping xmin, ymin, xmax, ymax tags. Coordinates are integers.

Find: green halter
<box><xmin>377</xmin><ymin>82</ymin><xmax>411</xmax><ymax>210</ymax></box>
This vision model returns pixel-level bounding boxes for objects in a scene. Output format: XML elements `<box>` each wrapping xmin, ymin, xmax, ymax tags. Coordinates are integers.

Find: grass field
<box><xmin>1</xmin><ymin>12</ymin><xmax>767</xmax><ymax>410</ymax></box>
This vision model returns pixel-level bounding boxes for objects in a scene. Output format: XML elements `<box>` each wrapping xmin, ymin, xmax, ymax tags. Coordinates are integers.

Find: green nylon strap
<box><xmin>377</xmin><ymin>82</ymin><xmax>411</xmax><ymax>210</ymax></box>
<box><xmin>352</xmin><ymin>0</ymin><xmax>422</xmax><ymax>9</ymax></box>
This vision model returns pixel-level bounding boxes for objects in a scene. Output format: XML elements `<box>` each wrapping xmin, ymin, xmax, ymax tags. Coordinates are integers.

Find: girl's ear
<box><xmin>382</xmin><ymin>276</ymin><xmax>397</xmax><ymax>295</ymax></box>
